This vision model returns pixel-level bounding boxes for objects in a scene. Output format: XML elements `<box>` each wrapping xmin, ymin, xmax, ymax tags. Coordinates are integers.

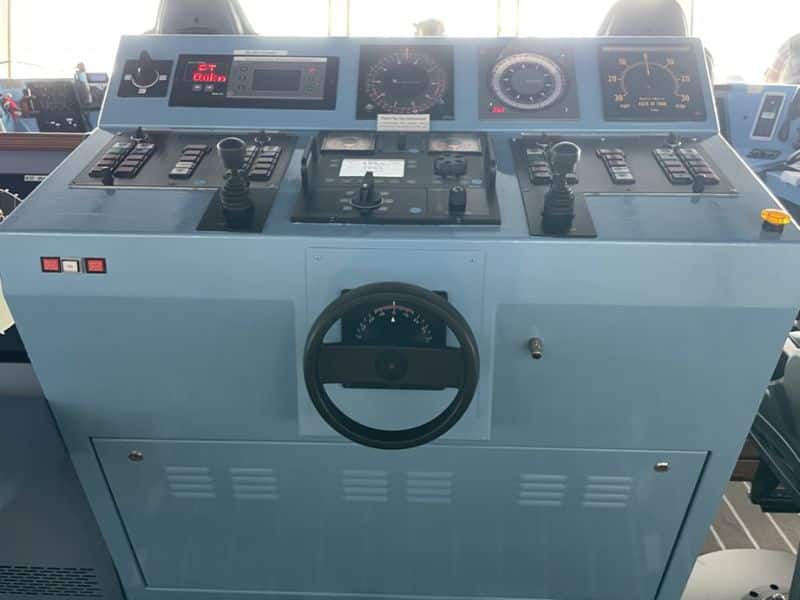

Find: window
<box><xmin>693</xmin><ymin>0</ymin><xmax>799</xmax><ymax>82</ymax></box>
<box><xmin>348</xmin><ymin>0</ymin><xmax>498</xmax><ymax>37</ymax></box>
<box><xmin>8</xmin><ymin>0</ymin><xmax>159</xmax><ymax>78</ymax></box>
<box><xmin>2</xmin><ymin>0</ymin><xmax>799</xmax><ymax>83</ymax></box>
<box><xmin>240</xmin><ymin>0</ymin><xmax>329</xmax><ymax>36</ymax></box>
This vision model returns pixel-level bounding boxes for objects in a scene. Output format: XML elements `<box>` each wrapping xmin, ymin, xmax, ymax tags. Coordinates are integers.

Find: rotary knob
<box><xmin>131</xmin><ymin>51</ymin><xmax>160</xmax><ymax>89</ymax></box>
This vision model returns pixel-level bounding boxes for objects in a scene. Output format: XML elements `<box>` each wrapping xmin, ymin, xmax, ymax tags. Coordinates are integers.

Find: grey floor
<box><xmin>702</xmin><ymin>481</ymin><xmax>800</xmax><ymax>555</ymax></box>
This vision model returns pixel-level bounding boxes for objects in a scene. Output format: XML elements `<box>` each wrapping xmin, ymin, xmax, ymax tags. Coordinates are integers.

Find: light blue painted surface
<box><xmin>715</xmin><ymin>82</ymin><xmax>800</xmax><ymax>206</ymax></box>
<box><xmin>0</xmin><ymin>35</ymin><xmax>799</xmax><ymax>600</ymax></box>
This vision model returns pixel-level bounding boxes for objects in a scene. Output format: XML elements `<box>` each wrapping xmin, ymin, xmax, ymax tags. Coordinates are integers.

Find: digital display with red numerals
<box><xmin>185</xmin><ymin>61</ymin><xmax>228</xmax><ymax>84</ymax></box>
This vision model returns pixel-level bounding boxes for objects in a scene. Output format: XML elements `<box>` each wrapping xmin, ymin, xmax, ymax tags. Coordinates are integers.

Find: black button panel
<box><xmin>526</xmin><ymin>148</ymin><xmax>553</xmax><ymax>186</ymax></box>
<box><xmin>248</xmin><ymin>145</ymin><xmax>283</xmax><ymax>182</ymax></box>
<box><xmin>653</xmin><ymin>148</ymin><xmax>695</xmax><ymax>185</ymax></box>
<box><xmin>113</xmin><ymin>143</ymin><xmax>156</xmax><ymax>178</ymax></box>
<box><xmin>675</xmin><ymin>147</ymin><xmax>720</xmax><ymax>185</ymax></box>
<box><xmin>88</xmin><ymin>141</ymin><xmax>135</xmax><ymax>178</ymax></box>
<box><xmin>169</xmin><ymin>144</ymin><xmax>211</xmax><ymax>179</ymax></box>
<box><xmin>596</xmin><ymin>148</ymin><xmax>635</xmax><ymax>184</ymax></box>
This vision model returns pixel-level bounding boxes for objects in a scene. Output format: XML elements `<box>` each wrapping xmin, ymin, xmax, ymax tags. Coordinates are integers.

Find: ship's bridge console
<box><xmin>2</xmin><ymin>34</ymin><xmax>800</xmax><ymax>600</ymax></box>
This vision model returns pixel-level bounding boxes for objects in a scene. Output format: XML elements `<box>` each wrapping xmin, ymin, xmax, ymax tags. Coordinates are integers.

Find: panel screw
<box><xmin>654</xmin><ymin>462</ymin><xmax>670</xmax><ymax>472</ymax></box>
<box><xmin>528</xmin><ymin>337</ymin><xmax>544</xmax><ymax>360</ymax></box>
<box><xmin>128</xmin><ymin>450</ymin><xmax>144</xmax><ymax>462</ymax></box>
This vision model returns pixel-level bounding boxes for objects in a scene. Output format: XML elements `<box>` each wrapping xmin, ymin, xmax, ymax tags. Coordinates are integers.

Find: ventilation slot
<box><xmin>406</xmin><ymin>471</ymin><xmax>454</xmax><ymax>504</ymax></box>
<box><xmin>581</xmin><ymin>475</ymin><xmax>633</xmax><ymax>509</ymax></box>
<box><xmin>231</xmin><ymin>467</ymin><xmax>279</xmax><ymax>501</ymax></box>
<box><xmin>518</xmin><ymin>474</ymin><xmax>567</xmax><ymax>508</ymax></box>
<box><xmin>341</xmin><ymin>469</ymin><xmax>389</xmax><ymax>503</ymax></box>
<box><xmin>165</xmin><ymin>466</ymin><xmax>216</xmax><ymax>499</ymax></box>
<box><xmin>0</xmin><ymin>565</ymin><xmax>102</xmax><ymax>598</ymax></box>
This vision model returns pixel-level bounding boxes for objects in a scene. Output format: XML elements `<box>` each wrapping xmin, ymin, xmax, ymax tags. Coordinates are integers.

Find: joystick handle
<box><xmin>542</xmin><ymin>141</ymin><xmax>581</xmax><ymax>235</ymax></box>
<box><xmin>548</xmin><ymin>141</ymin><xmax>581</xmax><ymax>182</ymax></box>
<box><xmin>217</xmin><ymin>137</ymin><xmax>248</xmax><ymax>172</ymax></box>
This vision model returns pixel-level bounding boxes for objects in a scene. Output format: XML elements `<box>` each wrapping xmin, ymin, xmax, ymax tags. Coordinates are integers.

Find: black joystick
<box><xmin>132</xmin><ymin>51</ymin><xmax>159</xmax><ymax>89</ymax></box>
<box><xmin>217</xmin><ymin>137</ymin><xmax>253</xmax><ymax>228</ymax></box>
<box><xmin>542</xmin><ymin>141</ymin><xmax>581</xmax><ymax>235</ymax></box>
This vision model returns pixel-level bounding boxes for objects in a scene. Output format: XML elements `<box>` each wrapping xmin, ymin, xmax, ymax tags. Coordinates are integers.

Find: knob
<box><xmin>351</xmin><ymin>171</ymin><xmax>381</xmax><ymax>210</ymax></box>
<box><xmin>448</xmin><ymin>185</ymin><xmax>467</xmax><ymax>213</ymax></box>
<box><xmin>548</xmin><ymin>141</ymin><xmax>581</xmax><ymax>180</ymax></box>
<box><xmin>692</xmin><ymin>174</ymin><xmax>706</xmax><ymax>193</ymax></box>
<box><xmin>131</xmin><ymin>126</ymin><xmax>149</xmax><ymax>143</ymax></box>
<box><xmin>100</xmin><ymin>166</ymin><xmax>114</xmax><ymax>186</ymax></box>
<box><xmin>132</xmin><ymin>50</ymin><xmax>159</xmax><ymax>89</ymax></box>
<box><xmin>217</xmin><ymin>137</ymin><xmax>247</xmax><ymax>172</ymax></box>
<box><xmin>434</xmin><ymin>154</ymin><xmax>468</xmax><ymax>178</ymax></box>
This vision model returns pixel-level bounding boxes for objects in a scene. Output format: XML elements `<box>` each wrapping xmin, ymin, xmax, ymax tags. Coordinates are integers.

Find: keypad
<box><xmin>526</xmin><ymin>148</ymin><xmax>553</xmax><ymax>186</ymax></box>
<box><xmin>597</xmin><ymin>148</ymin><xmax>635</xmax><ymax>184</ymax></box>
<box><xmin>113</xmin><ymin>143</ymin><xmax>156</xmax><ymax>178</ymax></box>
<box><xmin>248</xmin><ymin>145</ymin><xmax>282</xmax><ymax>182</ymax></box>
<box><xmin>653</xmin><ymin>148</ymin><xmax>694</xmax><ymax>185</ymax></box>
<box><xmin>88</xmin><ymin>141</ymin><xmax>135</xmax><ymax>178</ymax></box>
<box><xmin>169</xmin><ymin>144</ymin><xmax>210</xmax><ymax>179</ymax></box>
<box><xmin>676</xmin><ymin>148</ymin><xmax>720</xmax><ymax>185</ymax></box>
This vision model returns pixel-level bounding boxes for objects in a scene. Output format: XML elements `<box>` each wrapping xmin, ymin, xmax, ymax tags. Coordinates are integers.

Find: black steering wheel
<box><xmin>303</xmin><ymin>282</ymin><xmax>480</xmax><ymax>450</ymax></box>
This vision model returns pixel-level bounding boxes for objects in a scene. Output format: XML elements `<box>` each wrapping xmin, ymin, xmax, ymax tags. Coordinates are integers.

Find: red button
<box><xmin>84</xmin><ymin>258</ymin><xmax>107</xmax><ymax>274</ymax></box>
<box><xmin>41</xmin><ymin>257</ymin><xmax>61</xmax><ymax>272</ymax></box>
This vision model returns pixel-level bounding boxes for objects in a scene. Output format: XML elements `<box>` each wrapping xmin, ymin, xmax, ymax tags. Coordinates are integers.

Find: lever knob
<box><xmin>548</xmin><ymin>141</ymin><xmax>581</xmax><ymax>179</ymax></box>
<box><xmin>217</xmin><ymin>137</ymin><xmax>247</xmax><ymax>172</ymax></box>
<box><xmin>132</xmin><ymin>50</ymin><xmax>159</xmax><ymax>89</ymax></box>
<box><xmin>352</xmin><ymin>171</ymin><xmax>380</xmax><ymax>210</ymax></box>
<box><xmin>448</xmin><ymin>185</ymin><xmax>467</xmax><ymax>213</ymax></box>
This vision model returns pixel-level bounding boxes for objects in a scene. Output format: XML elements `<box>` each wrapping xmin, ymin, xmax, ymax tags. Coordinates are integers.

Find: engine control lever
<box><xmin>353</xmin><ymin>171</ymin><xmax>380</xmax><ymax>210</ymax></box>
<box><xmin>217</xmin><ymin>137</ymin><xmax>253</xmax><ymax>228</ymax></box>
<box><xmin>542</xmin><ymin>141</ymin><xmax>581</xmax><ymax>234</ymax></box>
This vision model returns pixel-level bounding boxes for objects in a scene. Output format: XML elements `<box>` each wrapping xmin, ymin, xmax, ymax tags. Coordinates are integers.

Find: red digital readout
<box><xmin>190</xmin><ymin>62</ymin><xmax>228</xmax><ymax>84</ymax></box>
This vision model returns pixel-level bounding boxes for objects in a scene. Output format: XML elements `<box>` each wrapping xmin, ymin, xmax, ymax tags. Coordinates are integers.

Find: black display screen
<box><xmin>252</xmin><ymin>69</ymin><xmax>302</xmax><ymax>92</ymax></box>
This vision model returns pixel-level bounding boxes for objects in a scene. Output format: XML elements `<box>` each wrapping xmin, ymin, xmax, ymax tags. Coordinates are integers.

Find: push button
<box><xmin>40</xmin><ymin>257</ymin><xmax>61</xmax><ymax>273</ymax></box>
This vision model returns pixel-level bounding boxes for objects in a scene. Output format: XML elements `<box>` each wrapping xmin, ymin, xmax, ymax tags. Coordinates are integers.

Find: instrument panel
<box><xmin>111</xmin><ymin>38</ymin><xmax>716</xmax><ymax>131</ymax></box>
<box><xmin>169</xmin><ymin>53</ymin><xmax>339</xmax><ymax>109</ymax></box>
<box><xmin>599</xmin><ymin>45</ymin><xmax>706</xmax><ymax>121</ymax></box>
<box><xmin>356</xmin><ymin>45</ymin><xmax>455</xmax><ymax>120</ymax></box>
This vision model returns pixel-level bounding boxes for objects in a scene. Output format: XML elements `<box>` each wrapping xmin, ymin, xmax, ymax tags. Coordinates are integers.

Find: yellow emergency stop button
<box><xmin>761</xmin><ymin>208</ymin><xmax>792</xmax><ymax>227</ymax></box>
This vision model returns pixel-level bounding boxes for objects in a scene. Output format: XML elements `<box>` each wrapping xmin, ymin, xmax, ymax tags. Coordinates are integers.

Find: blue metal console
<box><xmin>715</xmin><ymin>82</ymin><xmax>800</xmax><ymax>209</ymax></box>
<box><xmin>1</xmin><ymin>35</ymin><xmax>799</xmax><ymax>600</ymax></box>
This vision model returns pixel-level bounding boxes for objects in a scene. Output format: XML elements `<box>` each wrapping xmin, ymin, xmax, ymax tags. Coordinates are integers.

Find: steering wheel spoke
<box><xmin>318</xmin><ymin>344</ymin><xmax>464</xmax><ymax>388</ymax></box>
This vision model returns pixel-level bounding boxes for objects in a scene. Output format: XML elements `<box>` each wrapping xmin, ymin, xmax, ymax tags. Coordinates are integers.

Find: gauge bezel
<box><xmin>356</xmin><ymin>45</ymin><xmax>455</xmax><ymax>120</ymax></box>
<box><xmin>489</xmin><ymin>53</ymin><xmax>567</xmax><ymax>112</ymax></box>
<box><xmin>599</xmin><ymin>44</ymin><xmax>707</xmax><ymax>122</ymax></box>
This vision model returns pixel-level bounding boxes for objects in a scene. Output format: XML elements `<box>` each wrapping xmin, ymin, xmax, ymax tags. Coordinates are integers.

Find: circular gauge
<box><xmin>355</xmin><ymin>301</ymin><xmax>435</xmax><ymax>347</ymax></box>
<box><xmin>601</xmin><ymin>48</ymin><xmax>705</xmax><ymax>119</ymax></box>
<box><xmin>490</xmin><ymin>53</ymin><xmax>567</xmax><ymax>111</ymax></box>
<box><xmin>365</xmin><ymin>49</ymin><xmax>448</xmax><ymax>114</ymax></box>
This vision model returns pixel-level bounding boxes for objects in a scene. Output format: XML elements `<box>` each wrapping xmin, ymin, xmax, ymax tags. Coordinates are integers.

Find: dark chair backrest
<box><xmin>152</xmin><ymin>0</ymin><xmax>257</xmax><ymax>35</ymax></box>
<box><xmin>597</xmin><ymin>0</ymin><xmax>689</xmax><ymax>36</ymax></box>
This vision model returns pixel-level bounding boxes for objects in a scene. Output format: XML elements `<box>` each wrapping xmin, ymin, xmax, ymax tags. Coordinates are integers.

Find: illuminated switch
<box><xmin>61</xmin><ymin>259</ymin><xmax>81</xmax><ymax>273</ymax></box>
<box><xmin>41</xmin><ymin>257</ymin><xmax>62</xmax><ymax>273</ymax></box>
<box><xmin>84</xmin><ymin>258</ymin><xmax>107</xmax><ymax>274</ymax></box>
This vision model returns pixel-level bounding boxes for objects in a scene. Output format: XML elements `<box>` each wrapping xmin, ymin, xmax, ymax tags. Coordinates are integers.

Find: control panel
<box><xmin>293</xmin><ymin>132</ymin><xmax>498</xmax><ymax>224</ymax></box>
<box><xmin>511</xmin><ymin>135</ymin><xmax>733</xmax><ymax>237</ymax></box>
<box><xmin>46</xmin><ymin>35</ymin><xmax>756</xmax><ymax>239</ymax></box>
